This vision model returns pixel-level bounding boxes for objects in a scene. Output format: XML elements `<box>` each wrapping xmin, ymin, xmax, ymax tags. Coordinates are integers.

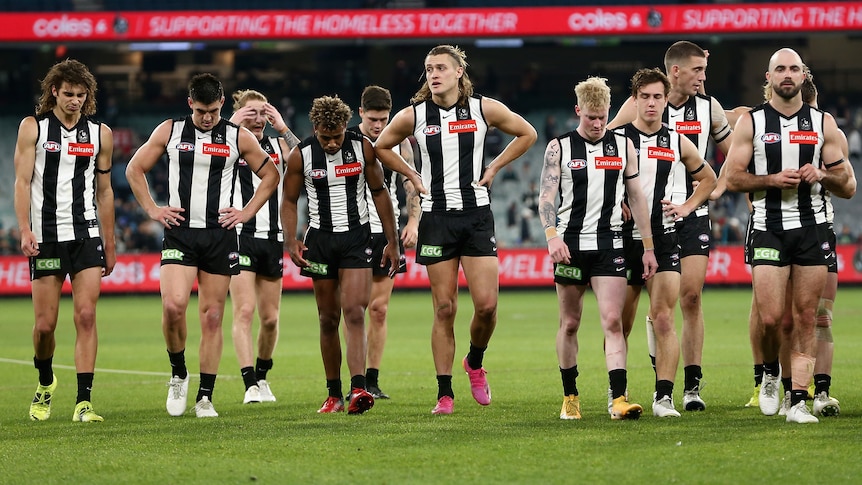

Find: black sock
<box><xmin>609</xmin><ymin>369</ymin><xmax>627</xmax><ymax>399</ymax></box>
<box><xmin>168</xmin><ymin>349</ymin><xmax>187</xmax><ymax>379</ymax></box>
<box><xmin>790</xmin><ymin>389</ymin><xmax>807</xmax><ymax>406</ymax></box>
<box><xmin>655</xmin><ymin>380</ymin><xmax>674</xmax><ymax>400</ymax></box>
<box><xmin>684</xmin><ymin>365</ymin><xmax>702</xmax><ymax>392</ymax></box>
<box><xmin>754</xmin><ymin>364</ymin><xmax>764</xmax><ymax>386</ymax></box>
<box><xmin>814</xmin><ymin>374</ymin><xmax>831</xmax><ymax>395</ymax></box>
<box><xmin>76</xmin><ymin>373</ymin><xmax>94</xmax><ymax>403</ymax></box>
<box><xmin>197</xmin><ymin>373</ymin><xmax>216</xmax><ymax>402</ymax></box>
<box><xmin>467</xmin><ymin>343</ymin><xmax>486</xmax><ymax>370</ymax></box>
<box><xmin>437</xmin><ymin>375</ymin><xmax>454</xmax><ymax>400</ymax></box>
<box><xmin>241</xmin><ymin>366</ymin><xmax>257</xmax><ymax>390</ymax></box>
<box><xmin>366</xmin><ymin>368</ymin><xmax>380</xmax><ymax>388</ymax></box>
<box><xmin>782</xmin><ymin>377</ymin><xmax>793</xmax><ymax>395</ymax></box>
<box><xmin>255</xmin><ymin>358</ymin><xmax>273</xmax><ymax>381</ymax></box>
<box><xmin>350</xmin><ymin>374</ymin><xmax>366</xmax><ymax>391</ymax></box>
<box><xmin>560</xmin><ymin>365</ymin><xmax>579</xmax><ymax>396</ymax></box>
<box><xmin>327</xmin><ymin>379</ymin><xmax>343</xmax><ymax>399</ymax></box>
<box><xmin>34</xmin><ymin>356</ymin><xmax>53</xmax><ymax>386</ymax></box>
<box><xmin>763</xmin><ymin>359</ymin><xmax>779</xmax><ymax>378</ymax></box>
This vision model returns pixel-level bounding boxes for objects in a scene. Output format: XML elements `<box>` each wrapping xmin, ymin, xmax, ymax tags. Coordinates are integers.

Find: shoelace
<box><xmin>762</xmin><ymin>378</ymin><xmax>778</xmax><ymax>397</ymax></box>
<box><xmin>168</xmin><ymin>379</ymin><xmax>186</xmax><ymax>400</ymax></box>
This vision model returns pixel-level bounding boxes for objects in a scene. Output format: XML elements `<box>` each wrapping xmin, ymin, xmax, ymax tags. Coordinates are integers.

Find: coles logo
<box><xmin>448</xmin><ymin>120</ymin><xmax>478</xmax><ymax>134</ymax></box>
<box><xmin>43</xmin><ymin>141</ymin><xmax>61</xmax><ymax>152</ymax></box>
<box><xmin>648</xmin><ymin>146</ymin><xmax>675</xmax><ymax>161</ymax></box>
<box><xmin>68</xmin><ymin>143</ymin><xmax>95</xmax><ymax>156</ymax></box>
<box><xmin>566</xmin><ymin>159</ymin><xmax>587</xmax><ymax>170</ymax></box>
<box><xmin>203</xmin><ymin>143</ymin><xmax>230</xmax><ymax>157</ymax></box>
<box><xmin>789</xmin><ymin>131</ymin><xmax>818</xmax><ymax>145</ymax></box>
<box><xmin>310</xmin><ymin>169</ymin><xmax>327</xmax><ymax>179</ymax></box>
<box><xmin>761</xmin><ymin>133</ymin><xmax>781</xmax><ymax>144</ymax></box>
<box><xmin>595</xmin><ymin>156</ymin><xmax>623</xmax><ymax>170</ymax></box>
<box><xmin>269</xmin><ymin>153</ymin><xmax>280</xmax><ymax>165</ymax></box>
<box><xmin>176</xmin><ymin>142</ymin><xmax>195</xmax><ymax>152</ymax></box>
<box><xmin>675</xmin><ymin>121</ymin><xmax>701</xmax><ymax>134</ymax></box>
<box><xmin>32</xmin><ymin>15</ymin><xmax>95</xmax><ymax>39</ymax></box>
<box><xmin>335</xmin><ymin>163</ymin><xmax>362</xmax><ymax>177</ymax></box>
<box><xmin>423</xmin><ymin>125</ymin><xmax>441</xmax><ymax>136</ymax></box>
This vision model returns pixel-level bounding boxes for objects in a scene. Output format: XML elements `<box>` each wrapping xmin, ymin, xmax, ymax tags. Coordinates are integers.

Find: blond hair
<box><xmin>411</xmin><ymin>44</ymin><xmax>474</xmax><ymax>106</ymax></box>
<box><xmin>232</xmin><ymin>89</ymin><xmax>267</xmax><ymax>111</ymax></box>
<box><xmin>575</xmin><ymin>76</ymin><xmax>611</xmax><ymax>111</ymax></box>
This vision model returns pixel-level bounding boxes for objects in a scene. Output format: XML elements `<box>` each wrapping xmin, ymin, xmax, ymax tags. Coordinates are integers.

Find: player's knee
<box><xmin>473</xmin><ymin>301</ymin><xmax>497</xmax><ymax>323</ymax></box>
<box><xmin>368</xmin><ymin>300</ymin><xmax>389</xmax><ymax>324</ymax></box>
<box><xmin>679</xmin><ymin>290</ymin><xmax>701</xmax><ymax>312</ymax></box>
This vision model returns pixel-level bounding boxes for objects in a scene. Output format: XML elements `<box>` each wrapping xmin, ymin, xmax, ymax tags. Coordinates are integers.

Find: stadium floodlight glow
<box><xmin>128</xmin><ymin>42</ymin><xmax>193</xmax><ymax>51</ymax></box>
<box><xmin>475</xmin><ymin>38</ymin><xmax>524</xmax><ymax>48</ymax></box>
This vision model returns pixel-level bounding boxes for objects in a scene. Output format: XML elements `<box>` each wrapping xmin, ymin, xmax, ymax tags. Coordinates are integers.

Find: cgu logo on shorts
<box><xmin>68</xmin><ymin>143</ymin><xmax>95</xmax><ymax>156</ymax></box>
<box><xmin>448</xmin><ymin>120</ymin><xmax>477</xmax><ymax>134</ymax></box>
<box><xmin>554</xmin><ymin>264</ymin><xmax>582</xmax><ymax>280</ymax></box>
<box><xmin>239</xmin><ymin>255</ymin><xmax>252</xmax><ymax>267</ymax></box>
<box><xmin>595</xmin><ymin>157</ymin><xmax>623</xmax><ymax>170</ymax></box>
<box><xmin>789</xmin><ymin>131</ymin><xmax>818</xmax><ymax>145</ymax></box>
<box><xmin>305</xmin><ymin>260</ymin><xmax>329</xmax><ymax>275</ymax></box>
<box><xmin>335</xmin><ymin>163</ymin><xmax>362</xmax><ymax>177</ymax></box>
<box><xmin>161</xmin><ymin>249</ymin><xmax>184</xmax><ymax>261</ymax></box>
<box><xmin>674</xmin><ymin>121</ymin><xmax>701</xmax><ymax>134</ymax></box>
<box><xmin>753</xmin><ymin>247</ymin><xmax>780</xmax><ymax>261</ymax></box>
<box><xmin>35</xmin><ymin>258</ymin><xmax>61</xmax><ymax>270</ymax></box>
<box><xmin>419</xmin><ymin>245</ymin><xmax>443</xmax><ymax>257</ymax></box>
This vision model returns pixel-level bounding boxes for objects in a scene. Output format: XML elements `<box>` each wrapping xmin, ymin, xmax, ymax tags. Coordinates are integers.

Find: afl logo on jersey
<box><xmin>761</xmin><ymin>133</ymin><xmax>781</xmax><ymax>144</ymax></box>
<box><xmin>423</xmin><ymin>125</ymin><xmax>441</xmax><ymax>136</ymax></box>
<box><xmin>310</xmin><ymin>169</ymin><xmax>327</xmax><ymax>179</ymax></box>
<box><xmin>176</xmin><ymin>142</ymin><xmax>195</xmax><ymax>152</ymax></box>
<box><xmin>566</xmin><ymin>159</ymin><xmax>587</xmax><ymax>170</ymax></box>
<box><xmin>43</xmin><ymin>141</ymin><xmax>61</xmax><ymax>152</ymax></box>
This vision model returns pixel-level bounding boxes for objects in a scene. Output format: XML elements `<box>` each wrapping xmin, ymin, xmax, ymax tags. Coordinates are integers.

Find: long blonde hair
<box><xmin>411</xmin><ymin>45</ymin><xmax>474</xmax><ymax>107</ymax></box>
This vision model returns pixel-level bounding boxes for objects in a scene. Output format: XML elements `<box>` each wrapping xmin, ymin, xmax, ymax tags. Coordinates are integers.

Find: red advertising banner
<box><xmin>2</xmin><ymin>244</ymin><xmax>862</xmax><ymax>295</ymax></box>
<box><xmin>1</xmin><ymin>3</ymin><xmax>861</xmax><ymax>42</ymax></box>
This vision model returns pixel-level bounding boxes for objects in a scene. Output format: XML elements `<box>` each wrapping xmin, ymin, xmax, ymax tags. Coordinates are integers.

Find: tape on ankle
<box><xmin>815</xmin><ymin>326</ymin><xmax>834</xmax><ymax>343</ymax></box>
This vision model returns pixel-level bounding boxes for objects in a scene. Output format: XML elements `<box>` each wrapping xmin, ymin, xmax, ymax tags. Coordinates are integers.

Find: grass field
<box><xmin>1</xmin><ymin>288</ymin><xmax>861</xmax><ymax>484</ymax></box>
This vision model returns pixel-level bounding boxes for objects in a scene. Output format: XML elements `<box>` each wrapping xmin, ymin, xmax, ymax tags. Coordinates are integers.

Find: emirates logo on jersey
<box><xmin>567</xmin><ymin>159</ymin><xmax>587</xmax><ymax>170</ymax></box>
<box><xmin>176</xmin><ymin>142</ymin><xmax>195</xmax><ymax>152</ymax></box>
<box><xmin>595</xmin><ymin>156</ymin><xmax>623</xmax><ymax>169</ymax></box>
<box><xmin>648</xmin><ymin>146</ymin><xmax>675</xmax><ymax>161</ymax></box>
<box><xmin>68</xmin><ymin>143</ymin><xmax>95</xmax><ymax>156</ymax></box>
<box><xmin>334</xmin><ymin>163</ymin><xmax>362</xmax><ymax>177</ymax></box>
<box><xmin>43</xmin><ymin>141</ymin><xmax>61</xmax><ymax>152</ymax></box>
<box><xmin>269</xmin><ymin>153</ymin><xmax>280</xmax><ymax>165</ymax></box>
<box><xmin>789</xmin><ymin>131</ymin><xmax>818</xmax><ymax>145</ymax></box>
<box><xmin>449</xmin><ymin>120</ymin><xmax>478</xmax><ymax>134</ymax></box>
<box><xmin>761</xmin><ymin>133</ymin><xmax>781</xmax><ymax>144</ymax></box>
<box><xmin>675</xmin><ymin>121</ymin><xmax>701</xmax><ymax>134</ymax></box>
<box><xmin>310</xmin><ymin>169</ymin><xmax>327</xmax><ymax>179</ymax></box>
<box><xmin>423</xmin><ymin>125</ymin><xmax>441</xmax><ymax>136</ymax></box>
<box><xmin>203</xmin><ymin>143</ymin><xmax>230</xmax><ymax>157</ymax></box>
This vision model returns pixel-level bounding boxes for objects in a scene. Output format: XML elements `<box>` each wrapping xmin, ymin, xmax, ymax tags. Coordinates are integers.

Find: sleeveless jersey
<box><xmin>413</xmin><ymin>95</ymin><xmax>489</xmax><ymax>212</ymax></box>
<box><xmin>234</xmin><ymin>136</ymin><xmax>286</xmax><ymax>241</ymax></box>
<box><xmin>30</xmin><ymin>112</ymin><xmax>103</xmax><ymax>243</ymax></box>
<box><xmin>555</xmin><ymin>129</ymin><xmax>629</xmax><ymax>251</ymax></box>
<box><xmin>300</xmin><ymin>130</ymin><xmax>369</xmax><ymax>233</ymax></box>
<box><xmin>165</xmin><ymin>116</ymin><xmax>241</xmax><ymax>229</ymax></box>
<box><xmin>348</xmin><ymin>125</ymin><xmax>402</xmax><ymax>233</ymax></box>
<box><xmin>665</xmin><ymin>94</ymin><xmax>714</xmax><ymax>218</ymax></box>
<box><xmin>618</xmin><ymin>123</ymin><xmax>682</xmax><ymax>239</ymax></box>
<box><xmin>748</xmin><ymin>103</ymin><xmax>828</xmax><ymax>231</ymax></box>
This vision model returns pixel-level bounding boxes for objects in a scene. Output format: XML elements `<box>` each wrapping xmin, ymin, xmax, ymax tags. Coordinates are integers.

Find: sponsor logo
<box><xmin>698</xmin><ymin>233</ymin><xmax>709</xmax><ymax>242</ymax></box>
<box><xmin>305</xmin><ymin>260</ymin><xmax>329</xmax><ymax>276</ymax></box>
<box><xmin>761</xmin><ymin>133</ymin><xmax>781</xmax><ymax>144</ymax></box>
<box><xmin>269</xmin><ymin>153</ymin><xmax>280</xmax><ymax>165</ymax></box>
<box><xmin>310</xmin><ymin>168</ymin><xmax>327</xmax><ymax>179</ymax></box>
<box><xmin>419</xmin><ymin>245</ymin><xmax>443</xmax><ymax>257</ymax></box>
<box><xmin>43</xmin><ymin>141</ymin><xmax>61</xmax><ymax>152</ymax></box>
<box><xmin>821</xmin><ymin>241</ymin><xmax>831</xmax><ymax>251</ymax></box>
<box><xmin>613</xmin><ymin>256</ymin><xmax>625</xmax><ymax>265</ymax></box>
<box><xmin>334</xmin><ymin>163</ymin><xmax>362</xmax><ymax>177</ymax></box>
<box><xmin>554</xmin><ymin>264</ymin><xmax>582</xmax><ymax>280</ymax></box>
<box><xmin>615</xmin><ymin>266</ymin><xmax>626</xmax><ymax>272</ymax></box>
<box><xmin>35</xmin><ymin>258</ymin><xmax>61</xmax><ymax>270</ymax></box>
<box><xmin>448</xmin><ymin>120</ymin><xmax>478</xmax><ymax>133</ymax></box>
<box><xmin>229</xmin><ymin>262</ymin><xmax>238</xmax><ymax>269</ymax></box>
<box><xmin>161</xmin><ymin>249</ymin><xmax>184</xmax><ymax>261</ymax></box>
<box><xmin>423</xmin><ymin>125</ymin><xmax>441</xmax><ymax>136</ymax></box>
<box><xmin>567</xmin><ymin>159</ymin><xmax>587</xmax><ymax>170</ymax></box>
<box><xmin>67</xmin><ymin>142</ymin><xmax>95</xmax><ymax>157</ymax></box>
<box><xmin>595</xmin><ymin>156</ymin><xmax>623</xmax><ymax>170</ymax></box>
<box><xmin>239</xmin><ymin>255</ymin><xmax>251</xmax><ymax>267</ymax></box>
<box><xmin>700</xmin><ymin>244</ymin><xmax>709</xmax><ymax>250</ymax></box>
<box><xmin>753</xmin><ymin>247</ymin><xmax>780</xmax><ymax>261</ymax></box>
<box><xmin>203</xmin><ymin>143</ymin><xmax>230</xmax><ymax>157</ymax></box>
<box><xmin>238</xmin><ymin>158</ymin><xmax>248</xmax><ymax>167</ymax></box>
<box><xmin>789</xmin><ymin>131</ymin><xmax>818</xmax><ymax>145</ymax></box>
<box><xmin>647</xmin><ymin>146</ymin><xmax>675</xmax><ymax>161</ymax></box>
<box><xmin>674</xmin><ymin>121</ymin><xmax>701</xmax><ymax>134</ymax></box>
<box><xmin>176</xmin><ymin>142</ymin><xmax>195</xmax><ymax>152</ymax></box>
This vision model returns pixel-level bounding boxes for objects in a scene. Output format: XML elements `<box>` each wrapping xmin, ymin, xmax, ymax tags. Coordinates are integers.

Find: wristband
<box><xmin>545</xmin><ymin>227</ymin><xmax>559</xmax><ymax>242</ymax></box>
<box><xmin>642</xmin><ymin>235</ymin><xmax>655</xmax><ymax>251</ymax></box>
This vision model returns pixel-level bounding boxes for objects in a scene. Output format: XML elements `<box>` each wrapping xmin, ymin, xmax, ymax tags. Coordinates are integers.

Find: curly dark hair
<box><xmin>309</xmin><ymin>95</ymin><xmax>352</xmax><ymax>131</ymax></box>
<box><xmin>36</xmin><ymin>59</ymin><xmax>98</xmax><ymax>117</ymax></box>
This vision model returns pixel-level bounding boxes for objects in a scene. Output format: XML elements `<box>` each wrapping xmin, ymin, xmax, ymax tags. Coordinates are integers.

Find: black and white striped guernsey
<box><xmin>233</xmin><ymin>136</ymin><xmax>286</xmax><ymax>241</ymax></box>
<box><xmin>300</xmin><ymin>130</ymin><xmax>369</xmax><ymax>233</ymax></box>
<box><xmin>748</xmin><ymin>103</ymin><xmax>828</xmax><ymax>231</ymax></box>
<box><xmin>665</xmin><ymin>94</ymin><xmax>715</xmax><ymax>218</ymax></box>
<box><xmin>165</xmin><ymin>116</ymin><xmax>241</xmax><ymax>229</ymax></box>
<box><xmin>412</xmin><ymin>95</ymin><xmax>489</xmax><ymax>212</ymax></box>
<box><xmin>555</xmin><ymin>129</ymin><xmax>630</xmax><ymax>251</ymax></box>
<box><xmin>348</xmin><ymin>125</ymin><xmax>401</xmax><ymax>233</ymax></box>
<box><xmin>618</xmin><ymin>123</ymin><xmax>682</xmax><ymax>239</ymax></box>
<box><xmin>30</xmin><ymin>112</ymin><xmax>103</xmax><ymax>243</ymax></box>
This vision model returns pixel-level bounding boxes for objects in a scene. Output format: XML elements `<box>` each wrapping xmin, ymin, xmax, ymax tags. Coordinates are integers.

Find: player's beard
<box><xmin>773</xmin><ymin>83</ymin><xmax>802</xmax><ymax>101</ymax></box>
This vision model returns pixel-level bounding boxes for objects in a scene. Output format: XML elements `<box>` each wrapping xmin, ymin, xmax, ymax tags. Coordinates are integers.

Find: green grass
<box><xmin>2</xmin><ymin>288</ymin><xmax>862</xmax><ymax>484</ymax></box>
